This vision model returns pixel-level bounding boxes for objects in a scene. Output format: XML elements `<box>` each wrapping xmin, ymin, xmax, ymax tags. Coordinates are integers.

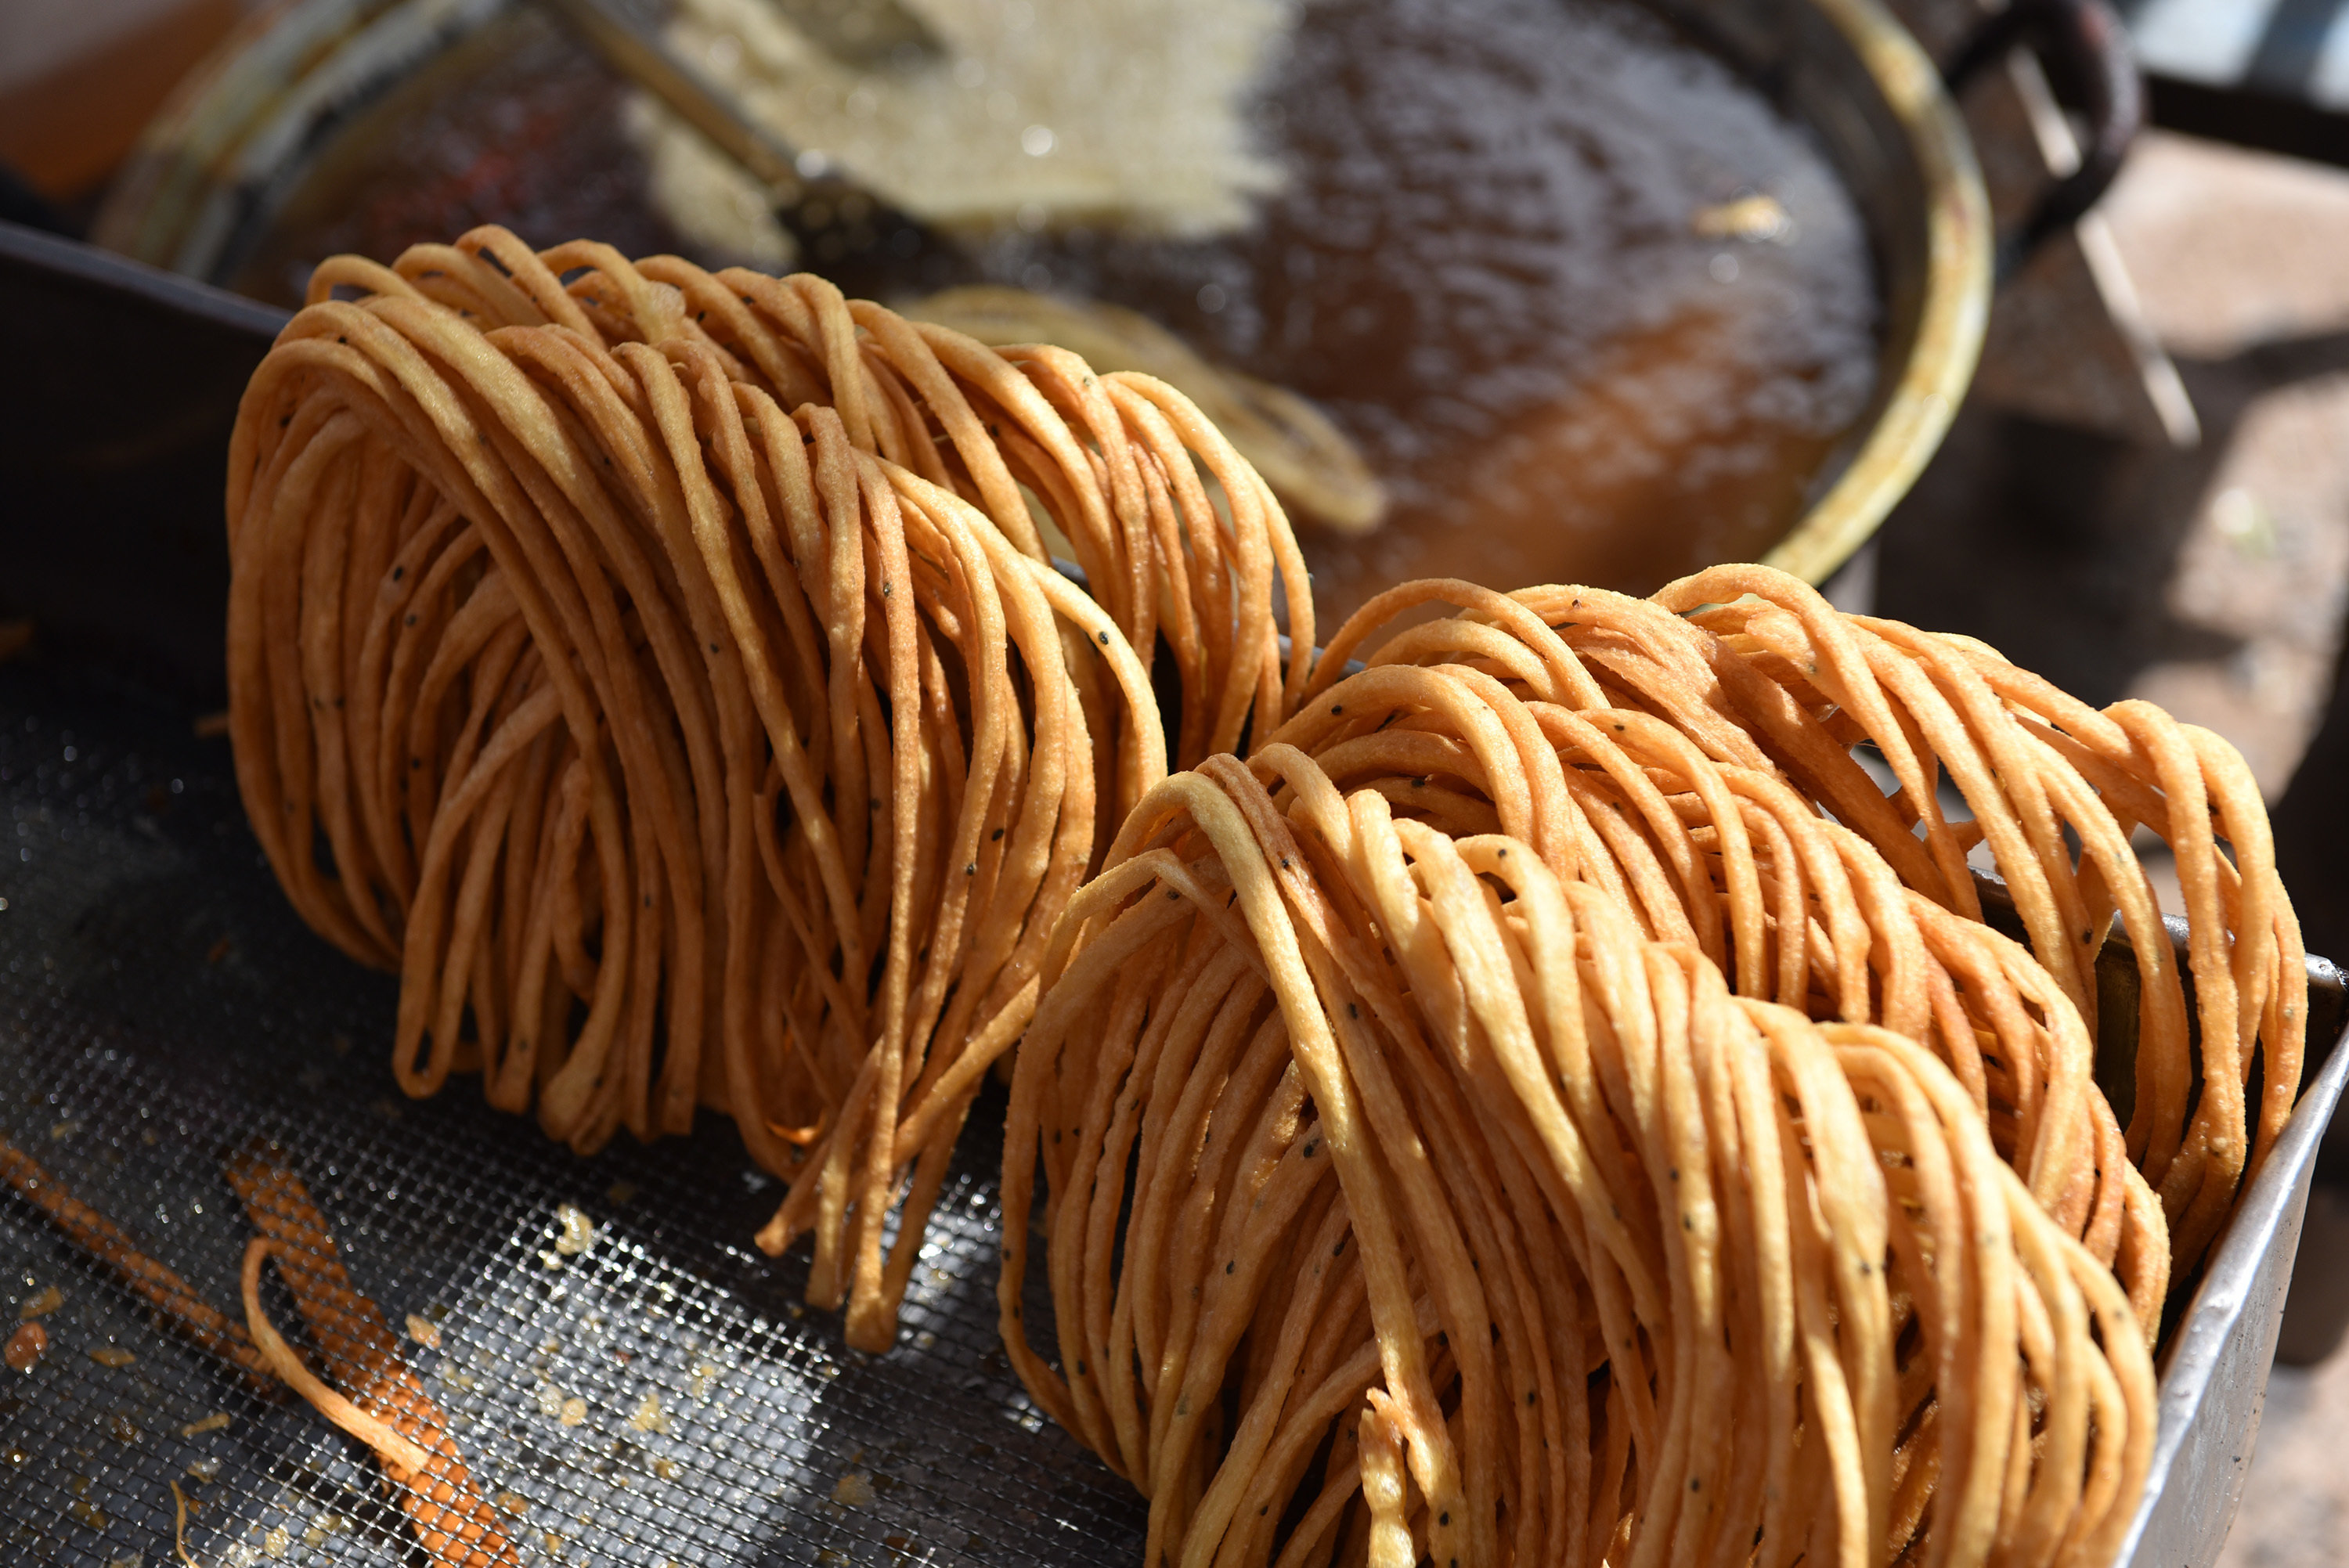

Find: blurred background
<box><xmin>9</xmin><ymin>0</ymin><xmax>2349</xmax><ymax>1557</ymax></box>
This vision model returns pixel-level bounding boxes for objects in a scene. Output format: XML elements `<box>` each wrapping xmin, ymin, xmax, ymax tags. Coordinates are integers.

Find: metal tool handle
<box><xmin>1943</xmin><ymin>0</ymin><xmax>2143</xmax><ymax>281</ymax></box>
<box><xmin>529</xmin><ymin>0</ymin><xmax>936</xmax><ymax>271</ymax></box>
<box><xmin>533</xmin><ymin>0</ymin><xmax>801</xmax><ymax>189</ymax></box>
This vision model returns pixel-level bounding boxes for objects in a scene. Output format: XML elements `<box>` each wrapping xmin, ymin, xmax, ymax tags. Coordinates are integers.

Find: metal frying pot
<box><xmin>90</xmin><ymin>0</ymin><xmax>2144</xmax><ymax>594</ymax></box>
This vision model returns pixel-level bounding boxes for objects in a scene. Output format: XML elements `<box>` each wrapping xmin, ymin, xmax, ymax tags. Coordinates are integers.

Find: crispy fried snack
<box><xmin>224</xmin><ymin>225</ymin><xmax>1310</xmax><ymax>1345</ymax></box>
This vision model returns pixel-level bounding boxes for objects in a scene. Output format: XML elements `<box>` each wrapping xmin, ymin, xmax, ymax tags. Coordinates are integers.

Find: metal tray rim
<box><xmin>2116</xmin><ymin>962</ymin><xmax>2349</xmax><ymax>1568</ymax></box>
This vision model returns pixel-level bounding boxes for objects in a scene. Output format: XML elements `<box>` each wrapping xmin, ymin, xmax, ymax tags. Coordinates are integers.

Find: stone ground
<box><xmin>1876</xmin><ymin>127</ymin><xmax>2349</xmax><ymax>1568</ymax></box>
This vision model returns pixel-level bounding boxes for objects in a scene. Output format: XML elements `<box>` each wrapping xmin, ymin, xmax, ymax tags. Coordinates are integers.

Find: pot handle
<box><xmin>1943</xmin><ymin>0</ymin><xmax>2143</xmax><ymax>282</ymax></box>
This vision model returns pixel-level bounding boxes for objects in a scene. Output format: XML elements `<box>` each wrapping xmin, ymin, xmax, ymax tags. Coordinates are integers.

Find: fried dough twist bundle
<box><xmin>1655</xmin><ymin>566</ymin><xmax>2302</xmax><ymax>1271</ymax></box>
<box><xmin>1299</xmin><ymin>568</ymin><xmax>2300</xmax><ymax>1286</ymax></box>
<box><xmin>225</xmin><ymin>225</ymin><xmax>1310</xmax><ymax>1346</ymax></box>
<box><xmin>1279</xmin><ymin>579</ymin><xmax>2158</xmax><ymax>1319</ymax></box>
<box><xmin>1002</xmin><ymin>753</ymin><xmax>2156</xmax><ymax>1568</ymax></box>
<box><xmin>1001</xmin><ymin>566</ymin><xmax>2299</xmax><ymax>1566</ymax></box>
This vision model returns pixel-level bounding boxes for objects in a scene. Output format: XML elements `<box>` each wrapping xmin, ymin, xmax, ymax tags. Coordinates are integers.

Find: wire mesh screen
<box><xmin>0</xmin><ymin>664</ymin><xmax>1142</xmax><ymax>1566</ymax></box>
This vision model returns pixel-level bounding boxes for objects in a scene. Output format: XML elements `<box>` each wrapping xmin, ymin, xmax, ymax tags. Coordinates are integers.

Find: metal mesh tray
<box><xmin>0</xmin><ymin>665</ymin><xmax>1142</xmax><ymax>1565</ymax></box>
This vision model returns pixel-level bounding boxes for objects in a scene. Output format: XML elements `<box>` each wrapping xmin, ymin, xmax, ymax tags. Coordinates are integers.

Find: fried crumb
<box><xmin>4</xmin><ymin>1322</ymin><xmax>44</xmax><ymax>1372</ymax></box>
